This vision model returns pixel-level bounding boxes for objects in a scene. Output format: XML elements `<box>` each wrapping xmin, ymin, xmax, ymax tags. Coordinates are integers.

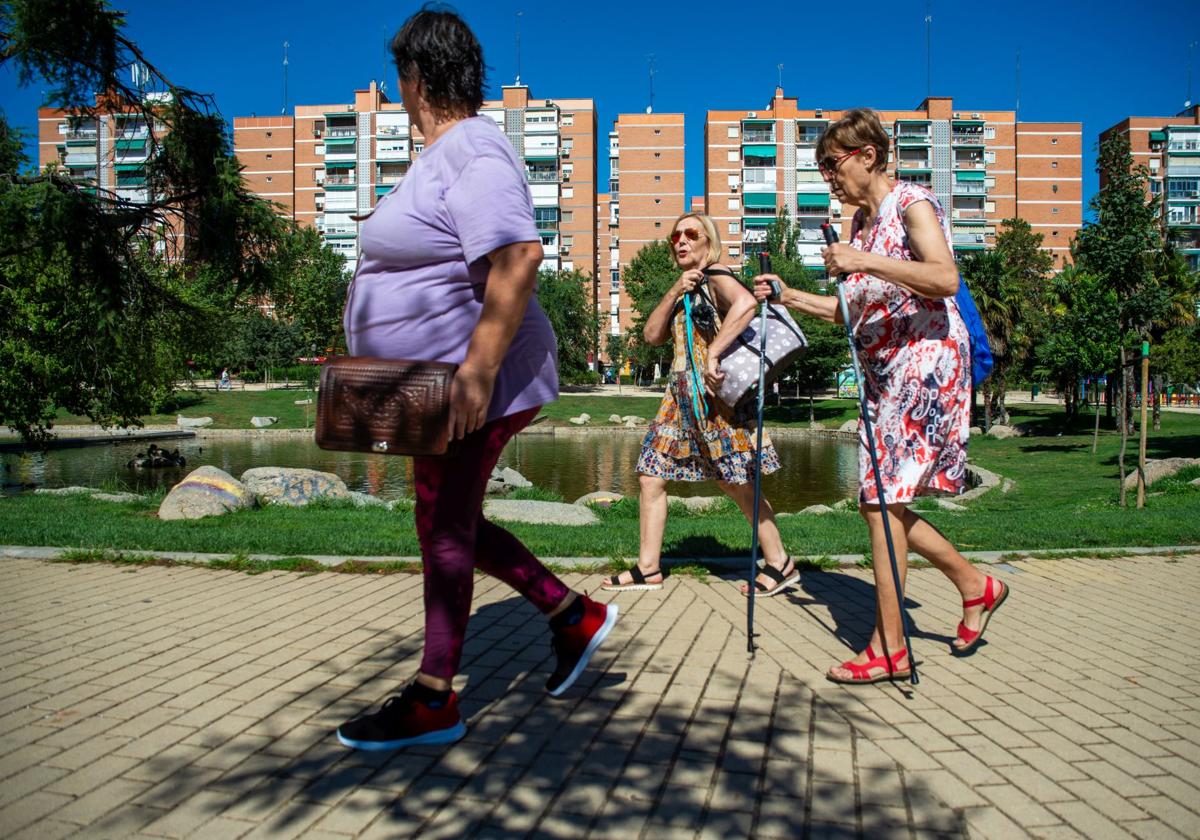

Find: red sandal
<box><xmin>952</xmin><ymin>575</ymin><xmax>1009</xmax><ymax>656</ymax></box>
<box><xmin>826</xmin><ymin>645</ymin><xmax>911</xmax><ymax>685</ymax></box>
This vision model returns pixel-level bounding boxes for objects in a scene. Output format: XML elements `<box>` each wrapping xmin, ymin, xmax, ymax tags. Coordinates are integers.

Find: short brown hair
<box><xmin>668</xmin><ymin>213</ymin><xmax>722</xmax><ymax>267</ymax></box>
<box><xmin>817</xmin><ymin>108</ymin><xmax>890</xmax><ymax>173</ymax></box>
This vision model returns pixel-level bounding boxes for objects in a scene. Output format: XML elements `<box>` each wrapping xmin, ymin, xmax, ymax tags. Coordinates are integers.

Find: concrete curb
<box><xmin>4</xmin><ymin>544</ymin><xmax>1197</xmax><ymax>572</ymax></box>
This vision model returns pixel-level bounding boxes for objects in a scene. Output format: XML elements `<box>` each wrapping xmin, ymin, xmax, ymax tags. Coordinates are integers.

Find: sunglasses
<box><xmin>818</xmin><ymin>148</ymin><xmax>862</xmax><ymax>174</ymax></box>
<box><xmin>670</xmin><ymin>227</ymin><xmax>704</xmax><ymax>244</ymax></box>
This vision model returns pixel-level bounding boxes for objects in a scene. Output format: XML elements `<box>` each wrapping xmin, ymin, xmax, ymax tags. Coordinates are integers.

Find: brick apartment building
<box><xmin>595</xmin><ymin>113</ymin><xmax>686</xmax><ymax>341</ymax></box>
<box><xmin>1100</xmin><ymin>105</ymin><xmax>1200</xmax><ymax>271</ymax></box>
<box><xmin>233</xmin><ymin>82</ymin><xmax>598</xmax><ymax>280</ymax></box>
<box><xmin>704</xmin><ymin>89</ymin><xmax>1082</xmax><ymax>273</ymax></box>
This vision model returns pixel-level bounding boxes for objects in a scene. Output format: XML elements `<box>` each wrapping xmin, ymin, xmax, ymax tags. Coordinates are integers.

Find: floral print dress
<box><xmin>636</xmin><ymin>290</ymin><xmax>781</xmax><ymax>485</ymax></box>
<box><xmin>845</xmin><ymin>181</ymin><xmax>970</xmax><ymax>505</ymax></box>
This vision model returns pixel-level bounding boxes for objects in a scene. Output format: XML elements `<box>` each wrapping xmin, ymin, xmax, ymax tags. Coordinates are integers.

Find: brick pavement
<box><xmin>0</xmin><ymin>554</ymin><xmax>1198</xmax><ymax>839</ymax></box>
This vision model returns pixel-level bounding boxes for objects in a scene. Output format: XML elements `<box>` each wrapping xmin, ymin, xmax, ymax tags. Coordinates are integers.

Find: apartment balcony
<box><xmin>325</xmin><ymin>150</ymin><xmax>356</xmax><ymax>164</ymax></box>
<box><xmin>952</xmin><ymin>132</ymin><xmax>985</xmax><ymax>146</ymax></box>
<box><xmin>895</xmin><ymin>123</ymin><xmax>931</xmax><ymax>144</ymax></box>
<box><xmin>796</xmin><ymin>227</ymin><xmax>826</xmax><ymax>242</ymax></box>
<box><xmin>529</xmin><ymin>182</ymin><xmax>559</xmax><ymax>208</ymax></box>
<box><xmin>524</xmin><ymin>118</ymin><xmax>559</xmax><ymax>136</ymax></box>
<box><xmin>1167</xmin><ymin>231</ymin><xmax>1200</xmax><ymax>250</ymax></box>
<box><xmin>1167</xmin><ymin>139</ymin><xmax>1200</xmax><ymax>154</ymax></box>
<box><xmin>742</xmin><ymin>129</ymin><xmax>776</xmax><ymax>143</ymax></box>
<box><xmin>953</xmin><ymin>232</ymin><xmax>987</xmax><ymax>247</ymax></box>
<box><xmin>954</xmin><ymin>158</ymin><xmax>987</xmax><ymax>171</ymax></box>
<box><xmin>897</xmin><ymin>159</ymin><xmax>932</xmax><ymax>170</ymax></box>
<box><xmin>376</xmin><ymin>140</ymin><xmax>410</xmax><ymax>162</ymax></box>
<box><xmin>1168</xmin><ymin>209</ymin><xmax>1200</xmax><ymax>226</ymax></box>
<box><xmin>742</xmin><ymin>228</ymin><xmax>768</xmax><ymax>244</ymax></box>
<box><xmin>115</xmin><ymin>187</ymin><xmax>150</xmax><ymax>204</ymax></box>
<box><xmin>376</xmin><ymin>124</ymin><xmax>409</xmax><ymax>138</ymax></box>
<box><xmin>325</xmin><ymin>127</ymin><xmax>357</xmax><ymax>139</ymax></box>
<box><xmin>324</xmin><ymin>174</ymin><xmax>356</xmax><ymax>189</ymax></box>
<box><xmin>953</xmin><ymin>208</ymin><xmax>988</xmax><ymax>222</ymax></box>
<box><xmin>323</xmin><ymin>227</ymin><xmax>357</xmax><ymax>239</ymax></box>
<box><xmin>541</xmin><ymin>236</ymin><xmax>560</xmax><ymax>257</ymax></box>
<box><xmin>1166</xmin><ymin>161</ymin><xmax>1200</xmax><ymax>177</ymax></box>
<box><xmin>742</xmin><ymin>167</ymin><xmax>777</xmax><ymax>192</ymax></box>
<box><xmin>65</xmin><ymin>128</ymin><xmax>98</xmax><ymax>142</ymax></box>
<box><xmin>527</xmin><ymin>169</ymin><xmax>559</xmax><ymax>183</ymax></box>
<box><xmin>323</xmin><ymin>197</ymin><xmax>357</xmax><ymax>213</ymax></box>
<box><xmin>952</xmin><ymin>182</ymin><xmax>988</xmax><ymax>195</ymax></box>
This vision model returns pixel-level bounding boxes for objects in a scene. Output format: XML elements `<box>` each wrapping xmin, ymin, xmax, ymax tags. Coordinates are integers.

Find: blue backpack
<box><xmin>954</xmin><ymin>276</ymin><xmax>994</xmax><ymax>385</ymax></box>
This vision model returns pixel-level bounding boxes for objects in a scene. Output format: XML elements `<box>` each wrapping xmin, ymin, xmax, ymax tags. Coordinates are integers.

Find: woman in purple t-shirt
<box><xmin>336</xmin><ymin>9</ymin><xmax>618</xmax><ymax>752</ymax></box>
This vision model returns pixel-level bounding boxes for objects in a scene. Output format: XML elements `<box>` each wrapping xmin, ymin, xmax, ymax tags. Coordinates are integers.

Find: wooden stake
<box><xmin>1137</xmin><ymin>341</ymin><xmax>1149</xmax><ymax>509</ymax></box>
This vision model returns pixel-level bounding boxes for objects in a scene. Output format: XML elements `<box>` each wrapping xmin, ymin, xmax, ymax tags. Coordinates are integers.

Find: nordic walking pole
<box><xmin>821</xmin><ymin>223</ymin><xmax>918</xmax><ymax>684</ymax></box>
<box><xmin>746</xmin><ymin>251</ymin><xmax>777</xmax><ymax>654</ymax></box>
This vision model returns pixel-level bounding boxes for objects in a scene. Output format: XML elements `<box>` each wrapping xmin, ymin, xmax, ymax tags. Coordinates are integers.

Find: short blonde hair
<box><xmin>817</xmin><ymin>108</ymin><xmax>890</xmax><ymax>173</ymax></box>
<box><xmin>668</xmin><ymin>213</ymin><xmax>722</xmax><ymax>267</ymax></box>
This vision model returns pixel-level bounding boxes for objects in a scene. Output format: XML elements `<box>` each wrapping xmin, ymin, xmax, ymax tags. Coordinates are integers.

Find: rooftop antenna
<box><xmin>777</xmin><ymin>63</ymin><xmax>784</xmax><ymax>90</ymax></box>
<box><xmin>1188</xmin><ymin>40</ymin><xmax>1197</xmax><ymax>110</ymax></box>
<box><xmin>1015</xmin><ymin>49</ymin><xmax>1021</xmax><ymax>121</ymax></box>
<box><xmin>130</xmin><ymin>61</ymin><xmax>149</xmax><ymax>96</ymax></box>
<box><xmin>380</xmin><ymin>26</ymin><xmax>388</xmax><ymax>94</ymax></box>
<box><xmin>515</xmin><ymin>11</ymin><xmax>523</xmax><ymax>85</ymax></box>
<box><xmin>647</xmin><ymin>54</ymin><xmax>656</xmax><ymax>114</ymax></box>
<box><xmin>282</xmin><ymin>41</ymin><xmax>289</xmax><ymax>115</ymax></box>
<box><xmin>924</xmin><ymin>1</ymin><xmax>932</xmax><ymax>98</ymax></box>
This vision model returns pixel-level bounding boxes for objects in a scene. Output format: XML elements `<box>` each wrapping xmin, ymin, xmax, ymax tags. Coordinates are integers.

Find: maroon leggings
<box><xmin>413</xmin><ymin>406</ymin><xmax>571</xmax><ymax>679</ymax></box>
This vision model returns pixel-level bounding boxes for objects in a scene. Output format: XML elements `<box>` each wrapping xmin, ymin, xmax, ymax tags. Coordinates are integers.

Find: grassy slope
<box><xmin>3</xmin><ymin>407</ymin><xmax>1198</xmax><ymax>558</ymax></box>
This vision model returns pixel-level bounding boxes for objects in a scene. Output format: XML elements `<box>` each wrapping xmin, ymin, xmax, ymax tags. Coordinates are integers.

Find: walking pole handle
<box><xmin>759</xmin><ymin>252</ymin><xmax>782</xmax><ymax>299</ymax></box>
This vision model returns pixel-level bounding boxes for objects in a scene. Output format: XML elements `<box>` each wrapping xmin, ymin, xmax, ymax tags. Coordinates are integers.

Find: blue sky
<box><xmin>3</xmin><ymin>0</ymin><xmax>1199</xmax><ymax>210</ymax></box>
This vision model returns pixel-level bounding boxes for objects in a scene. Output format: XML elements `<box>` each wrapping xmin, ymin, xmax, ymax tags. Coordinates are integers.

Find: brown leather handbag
<box><xmin>315</xmin><ymin>356</ymin><xmax>458</xmax><ymax>457</ymax></box>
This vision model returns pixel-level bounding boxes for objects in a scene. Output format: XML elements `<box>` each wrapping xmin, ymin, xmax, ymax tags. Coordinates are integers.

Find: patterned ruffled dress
<box><xmin>636</xmin><ymin>291</ymin><xmax>781</xmax><ymax>484</ymax></box>
<box><xmin>845</xmin><ymin>181</ymin><xmax>971</xmax><ymax>505</ymax></box>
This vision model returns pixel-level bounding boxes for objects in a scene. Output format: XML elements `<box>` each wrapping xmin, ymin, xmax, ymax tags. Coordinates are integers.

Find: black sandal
<box><xmin>743</xmin><ymin>558</ymin><xmax>799</xmax><ymax>597</ymax></box>
<box><xmin>601</xmin><ymin>566</ymin><xmax>663</xmax><ymax>592</ymax></box>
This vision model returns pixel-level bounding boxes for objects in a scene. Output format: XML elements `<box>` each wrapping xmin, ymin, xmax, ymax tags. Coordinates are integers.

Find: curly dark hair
<box><xmin>390</xmin><ymin>5</ymin><xmax>485</xmax><ymax>116</ymax></box>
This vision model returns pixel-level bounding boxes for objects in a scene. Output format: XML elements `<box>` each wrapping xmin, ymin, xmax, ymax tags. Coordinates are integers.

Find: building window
<box><xmin>984</xmin><ymin>126</ymin><xmax>996</xmax><ymax>139</ymax></box>
<box><xmin>562</xmin><ymin>210</ymin><xmax>574</xmax><ymax>223</ymax></box>
<box><xmin>561</xmin><ymin>114</ymin><xmax>574</xmax><ymax>126</ymax></box>
<box><xmin>1051</xmin><ymin>161</ymin><xmax>1058</xmax><ymax>168</ymax></box>
<box><xmin>728</xmin><ymin>198</ymin><xmax>739</xmax><ymax>210</ymax></box>
<box><xmin>563</xmin><ymin>235</ymin><xmax>574</xmax><ymax>247</ymax></box>
<box><xmin>1052</xmin><ymin>207</ymin><xmax>1059</xmax><ymax>214</ymax></box>
<box><xmin>611</xmin><ymin>270</ymin><xmax>620</xmax><ymax>289</ymax></box>
<box><xmin>727</xmin><ymin>126</ymin><xmax>738</xmax><ymax>138</ymax></box>
<box><xmin>984</xmin><ymin>151</ymin><xmax>996</xmax><ymax>164</ymax></box>
<box><xmin>563</xmin><ymin>186</ymin><xmax>574</xmax><ymax>198</ymax></box>
<box><xmin>266</xmin><ymin>131</ymin><xmax>272</xmax><ymax>138</ymax></box>
<box><xmin>654</xmin><ymin>152</ymin><xmax>661</xmax><ymax>158</ymax></box>
<box><xmin>654</xmin><ymin>221</ymin><xmax>662</xmax><ymax>228</ymax></box>
<box><xmin>654</xmin><ymin>129</ymin><xmax>661</xmax><ymax>135</ymax></box>
<box><xmin>1052</xmin><ymin>231</ymin><xmax>1059</xmax><ymax>237</ymax></box>
<box><xmin>728</xmin><ymin>246</ymin><xmax>740</xmax><ymax>257</ymax></box>
<box><xmin>266</xmin><ymin>154</ymin><xmax>272</xmax><ymax>161</ymax></box>
<box><xmin>1052</xmin><ymin>184</ymin><xmax>1058</xmax><ymax>193</ymax></box>
<box><xmin>654</xmin><ymin>198</ymin><xmax>661</xmax><ymax>204</ymax></box>
<box><xmin>315</xmin><ymin>145</ymin><xmax>324</xmax><ymax>156</ymax></box>
<box><xmin>266</xmin><ymin>176</ymin><xmax>272</xmax><ymax>183</ymax></box>
<box><xmin>728</xmin><ymin>222</ymin><xmax>740</xmax><ymax>235</ymax></box>
<box><xmin>654</xmin><ymin>175</ymin><xmax>661</xmax><ymax>182</ymax></box>
<box><xmin>1051</xmin><ymin>138</ymin><xmax>1057</xmax><ymax>145</ymax></box>
<box><xmin>727</xmin><ymin>150</ymin><xmax>738</xmax><ymax>162</ymax></box>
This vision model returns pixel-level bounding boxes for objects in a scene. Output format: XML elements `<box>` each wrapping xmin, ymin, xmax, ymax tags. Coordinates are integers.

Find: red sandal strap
<box><xmin>956</xmin><ymin>621</ymin><xmax>979</xmax><ymax>645</ymax></box>
<box><xmin>839</xmin><ymin>645</ymin><xmax>909</xmax><ymax>678</ymax></box>
<box><xmin>962</xmin><ymin>576</ymin><xmax>997</xmax><ymax>609</ymax></box>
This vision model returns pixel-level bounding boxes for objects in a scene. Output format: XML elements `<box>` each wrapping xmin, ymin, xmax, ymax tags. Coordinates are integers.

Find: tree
<box><xmin>605</xmin><ymin>332</ymin><xmax>630</xmax><ymax>394</ymax></box>
<box><xmin>536</xmin><ymin>268</ymin><xmax>599</xmax><ymax>384</ymax></box>
<box><xmin>1159</xmin><ymin>324</ymin><xmax>1200</xmax><ymax>392</ymax></box>
<box><xmin>0</xmin><ymin>0</ymin><xmax>299</xmax><ymax>442</ymax></box>
<box><xmin>961</xmin><ymin>219</ymin><xmax>1054</xmax><ymax>425</ymax></box>
<box><xmin>1147</xmin><ymin>244</ymin><xmax>1199</xmax><ymax>428</ymax></box>
<box><xmin>621</xmin><ymin>240</ymin><xmax>678</xmax><ymax>380</ymax></box>
<box><xmin>272</xmin><ymin>227</ymin><xmax>350</xmax><ymax>355</ymax></box>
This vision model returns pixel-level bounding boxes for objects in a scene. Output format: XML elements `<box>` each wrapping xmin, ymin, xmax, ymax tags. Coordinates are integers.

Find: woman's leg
<box><xmin>608</xmin><ymin>474</ymin><xmax>669</xmax><ymax>586</ymax></box>
<box><xmin>899</xmin><ymin>508</ymin><xmax>992</xmax><ymax>650</ymax></box>
<box><xmin>827</xmin><ymin>502</ymin><xmax>911</xmax><ymax>680</ymax></box>
<box><xmin>718</xmin><ymin>480</ymin><xmax>792</xmax><ymax>593</ymax></box>
<box><xmin>412</xmin><ymin>408</ymin><xmax>542</xmax><ymax>690</ymax></box>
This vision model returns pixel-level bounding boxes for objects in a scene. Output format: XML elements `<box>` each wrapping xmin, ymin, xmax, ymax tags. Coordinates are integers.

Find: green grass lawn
<box><xmin>4</xmin><ymin>406</ymin><xmax>1199</xmax><ymax>559</ymax></box>
<box><xmin>46</xmin><ymin>389</ymin><xmax>860</xmax><ymax>432</ymax></box>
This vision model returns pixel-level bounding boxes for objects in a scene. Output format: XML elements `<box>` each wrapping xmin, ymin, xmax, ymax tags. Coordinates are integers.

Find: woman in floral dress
<box><xmin>603</xmin><ymin>213</ymin><xmax>795</xmax><ymax>595</ymax></box>
<box><xmin>754</xmin><ymin>109</ymin><xmax>1009</xmax><ymax>683</ymax></box>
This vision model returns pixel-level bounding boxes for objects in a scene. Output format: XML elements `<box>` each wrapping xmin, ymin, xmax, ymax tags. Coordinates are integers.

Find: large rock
<box><xmin>669</xmin><ymin>495</ymin><xmax>723</xmax><ymax>512</ymax></box>
<box><xmin>1121</xmin><ymin>457</ymin><xmax>1200</xmax><ymax>491</ymax></box>
<box><xmin>986</xmin><ymin>424</ymin><xmax>1020</xmax><ymax>440</ymax></box>
<box><xmin>484</xmin><ymin>499</ymin><xmax>599</xmax><ymax>525</ymax></box>
<box><xmin>159</xmin><ymin>466</ymin><xmax>255</xmax><ymax>520</ymax></box>
<box><xmin>608</xmin><ymin>414</ymin><xmax>623</xmax><ymax>424</ymax></box>
<box><xmin>574</xmin><ymin>490</ymin><xmax>624</xmax><ymax>508</ymax></box>
<box><xmin>499</xmin><ymin>467</ymin><xmax>532</xmax><ymax>489</ymax></box>
<box><xmin>240</xmin><ymin>467</ymin><xmax>349</xmax><ymax>507</ymax></box>
<box><xmin>800</xmin><ymin>504</ymin><xmax>834</xmax><ymax>515</ymax></box>
<box><xmin>176</xmin><ymin>415</ymin><xmax>213</xmax><ymax>428</ymax></box>
<box><xmin>250</xmin><ymin>416</ymin><xmax>278</xmax><ymax>428</ymax></box>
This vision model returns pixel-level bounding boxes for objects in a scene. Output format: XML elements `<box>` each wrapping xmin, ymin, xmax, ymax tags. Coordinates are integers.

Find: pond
<box><xmin>2</xmin><ymin>430</ymin><xmax>860</xmax><ymax>512</ymax></box>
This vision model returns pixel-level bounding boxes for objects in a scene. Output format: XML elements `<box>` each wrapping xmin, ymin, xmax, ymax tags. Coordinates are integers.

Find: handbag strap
<box><xmin>682</xmin><ymin>294</ymin><xmax>708</xmax><ymax>427</ymax></box>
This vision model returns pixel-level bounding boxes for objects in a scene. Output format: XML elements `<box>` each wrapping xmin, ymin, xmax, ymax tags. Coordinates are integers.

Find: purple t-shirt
<box><xmin>344</xmin><ymin>116</ymin><xmax>558</xmax><ymax>422</ymax></box>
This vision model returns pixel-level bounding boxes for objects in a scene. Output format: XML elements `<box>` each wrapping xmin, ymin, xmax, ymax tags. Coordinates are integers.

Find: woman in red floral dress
<box><xmin>754</xmin><ymin>109</ymin><xmax>1010</xmax><ymax>684</ymax></box>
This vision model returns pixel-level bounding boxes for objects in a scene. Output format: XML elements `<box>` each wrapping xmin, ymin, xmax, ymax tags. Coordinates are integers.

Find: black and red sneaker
<box><xmin>336</xmin><ymin>684</ymin><xmax>466</xmax><ymax>751</ymax></box>
<box><xmin>545</xmin><ymin>596</ymin><xmax>619</xmax><ymax>697</ymax></box>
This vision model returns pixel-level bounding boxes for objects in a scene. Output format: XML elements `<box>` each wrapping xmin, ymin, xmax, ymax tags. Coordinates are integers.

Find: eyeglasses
<box><xmin>818</xmin><ymin>148</ymin><xmax>862</xmax><ymax>174</ymax></box>
<box><xmin>670</xmin><ymin>228</ymin><xmax>704</xmax><ymax>244</ymax></box>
